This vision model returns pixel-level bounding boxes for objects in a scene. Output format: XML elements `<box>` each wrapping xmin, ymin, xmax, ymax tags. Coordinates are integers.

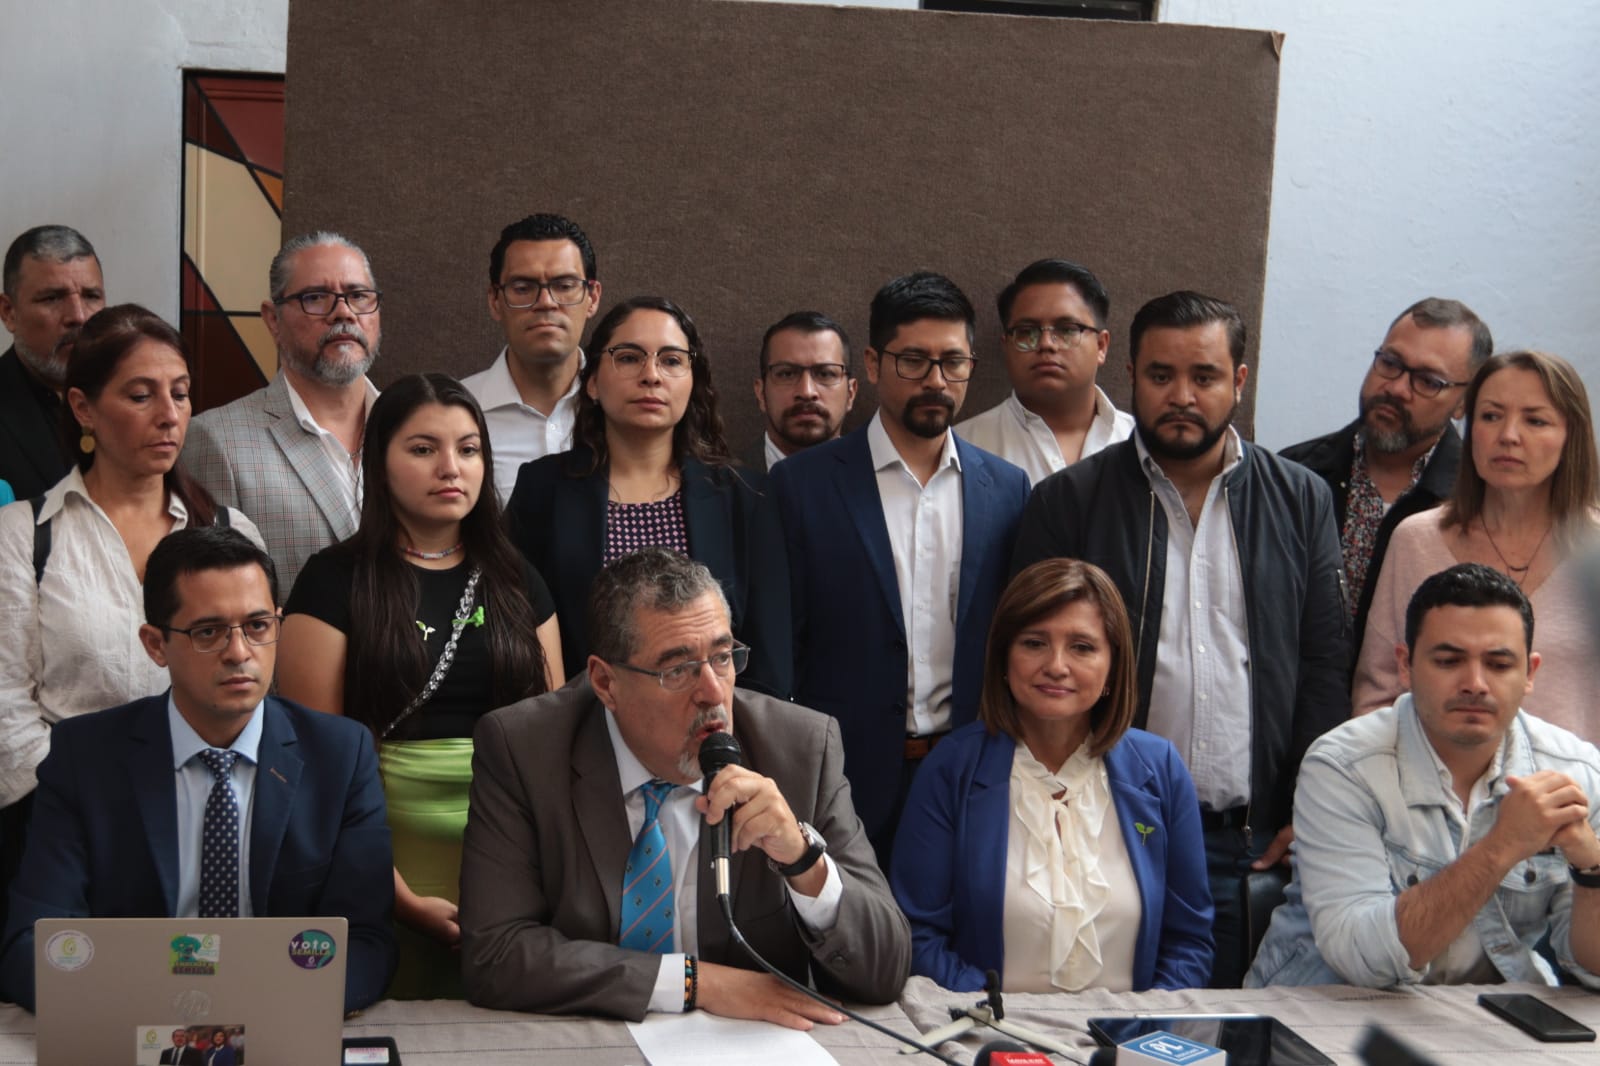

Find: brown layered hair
<box><xmin>1444</xmin><ymin>349</ymin><xmax>1599</xmax><ymax>551</ymax></box>
<box><xmin>979</xmin><ymin>558</ymin><xmax>1138</xmax><ymax>758</ymax></box>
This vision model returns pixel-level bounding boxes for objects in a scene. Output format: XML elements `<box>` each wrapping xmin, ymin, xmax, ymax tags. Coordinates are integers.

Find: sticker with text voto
<box><xmin>288</xmin><ymin>929</ymin><xmax>337</xmax><ymax>969</ymax></box>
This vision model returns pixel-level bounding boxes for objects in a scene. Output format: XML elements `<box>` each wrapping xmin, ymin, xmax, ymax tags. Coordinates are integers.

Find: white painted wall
<box><xmin>0</xmin><ymin>0</ymin><xmax>286</xmax><ymax>326</ymax></box>
<box><xmin>8</xmin><ymin>0</ymin><xmax>1597</xmax><ymax>450</ymax></box>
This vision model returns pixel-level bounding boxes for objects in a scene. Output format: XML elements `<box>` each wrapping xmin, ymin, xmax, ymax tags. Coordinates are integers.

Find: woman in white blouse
<box><xmin>0</xmin><ymin>305</ymin><xmax>262</xmax><ymax>812</ymax></box>
<box><xmin>891</xmin><ymin>558</ymin><xmax>1214</xmax><ymax>992</ymax></box>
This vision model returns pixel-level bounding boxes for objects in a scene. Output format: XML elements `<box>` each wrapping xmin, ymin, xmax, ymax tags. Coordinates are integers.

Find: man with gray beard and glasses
<box><xmin>183</xmin><ymin>232</ymin><xmax>383</xmax><ymax>590</ymax></box>
<box><xmin>1281</xmin><ymin>298</ymin><xmax>1491</xmax><ymax>650</ymax></box>
<box><xmin>0</xmin><ymin>225</ymin><xmax>106</xmax><ymax>500</ymax></box>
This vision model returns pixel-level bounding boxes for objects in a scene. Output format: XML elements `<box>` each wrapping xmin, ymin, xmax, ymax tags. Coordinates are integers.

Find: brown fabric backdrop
<box><xmin>283</xmin><ymin>0</ymin><xmax>1279</xmax><ymax>448</ymax></box>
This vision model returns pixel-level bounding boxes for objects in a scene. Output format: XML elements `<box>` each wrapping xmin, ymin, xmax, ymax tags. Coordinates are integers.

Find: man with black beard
<box><xmin>746</xmin><ymin>311</ymin><xmax>857</xmax><ymax>470</ymax></box>
<box><xmin>0</xmin><ymin>226</ymin><xmax>105</xmax><ymax>500</ymax></box>
<box><xmin>1281</xmin><ymin>299</ymin><xmax>1490</xmax><ymax>649</ymax></box>
<box><xmin>770</xmin><ymin>273</ymin><xmax>1029</xmax><ymax>862</ymax></box>
<box><xmin>183</xmin><ymin>232</ymin><xmax>382</xmax><ymax>590</ymax></box>
<box><xmin>1012</xmin><ymin>291</ymin><xmax>1350</xmax><ymax>986</ymax></box>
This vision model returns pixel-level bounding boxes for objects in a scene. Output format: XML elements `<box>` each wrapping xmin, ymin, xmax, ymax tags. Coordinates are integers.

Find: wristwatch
<box><xmin>768</xmin><ymin>821</ymin><xmax>827</xmax><ymax>878</ymax></box>
<box><xmin>1569</xmin><ymin>862</ymin><xmax>1600</xmax><ymax>889</ymax></box>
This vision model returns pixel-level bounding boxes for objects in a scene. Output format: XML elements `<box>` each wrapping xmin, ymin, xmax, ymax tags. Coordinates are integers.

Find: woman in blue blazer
<box><xmin>891</xmin><ymin>558</ymin><xmax>1212</xmax><ymax>992</ymax></box>
<box><xmin>505</xmin><ymin>296</ymin><xmax>791</xmax><ymax>698</ymax></box>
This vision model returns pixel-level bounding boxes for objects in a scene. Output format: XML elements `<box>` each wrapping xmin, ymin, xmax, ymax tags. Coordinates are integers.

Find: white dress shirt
<box><xmin>169</xmin><ymin>694</ymin><xmax>262</xmax><ymax>918</ymax></box>
<box><xmin>602</xmin><ymin>711</ymin><xmax>842</xmax><ymax>1012</ymax></box>
<box><xmin>866</xmin><ymin>413</ymin><xmax>964</xmax><ymax>736</ymax></box>
<box><xmin>281</xmin><ymin>374</ymin><xmax>377</xmax><ymax>525</ymax></box>
<box><xmin>1419</xmin><ymin>732</ymin><xmax>1505</xmax><ymax>983</ymax></box>
<box><xmin>1137</xmin><ymin>428</ymin><xmax>1253</xmax><ymax>812</ymax></box>
<box><xmin>0</xmin><ymin>469</ymin><xmax>264</xmax><ymax>807</ymax></box>
<box><xmin>461</xmin><ymin>348</ymin><xmax>584</xmax><ymax>503</ymax></box>
<box><xmin>762</xmin><ymin>432</ymin><xmax>786</xmax><ymax>472</ymax></box>
<box><xmin>957</xmin><ymin>388</ymin><xmax>1134</xmax><ymax>487</ymax></box>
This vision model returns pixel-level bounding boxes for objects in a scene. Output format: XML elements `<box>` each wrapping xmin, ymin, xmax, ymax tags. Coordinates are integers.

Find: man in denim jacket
<box><xmin>1248</xmin><ymin>563</ymin><xmax>1600</xmax><ymax>987</ymax></box>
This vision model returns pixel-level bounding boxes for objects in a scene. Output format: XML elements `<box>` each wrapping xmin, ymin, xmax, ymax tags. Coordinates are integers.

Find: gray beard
<box><xmin>13</xmin><ymin>338</ymin><xmax>66</xmax><ymax>389</ymax></box>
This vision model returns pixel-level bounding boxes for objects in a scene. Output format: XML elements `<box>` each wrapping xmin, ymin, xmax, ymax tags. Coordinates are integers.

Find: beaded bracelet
<box><xmin>683</xmin><ymin>954</ymin><xmax>699</xmax><ymax>1011</ymax></box>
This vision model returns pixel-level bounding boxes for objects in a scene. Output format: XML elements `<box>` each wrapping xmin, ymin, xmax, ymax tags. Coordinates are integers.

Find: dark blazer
<box><xmin>1279</xmin><ymin>419</ymin><xmax>1462</xmax><ymax>649</ymax></box>
<box><xmin>0</xmin><ymin>348</ymin><xmax>71</xmax><ymax>502</ymax></box>
<box><xmin>0</xmin><ymin>694</ymin><xmax>396</xmax><ymax>1012</ymax></box>
<box><xmin>890</xmin><ymin>723</ymin><xmax>1213</xmax><ymax>992</ymax></box>
<box><xmin>505</xmin><ymin>447</ymin><xmax>792</xmax><ymax>698</ymax></box>
<box><xmin>769</xmin><ymin>425</ymin><xmax>1030</xmax><ymax>843</ymax></box>
<box><xmin>458</xmin><ymin>680</ymin><xmax>911</xmax><ymax>1020</ymax></box>
<box><xmin>158</xmin><ymin>1046</ymin><xmax>203</xmax><ymax>1065</ymax></box>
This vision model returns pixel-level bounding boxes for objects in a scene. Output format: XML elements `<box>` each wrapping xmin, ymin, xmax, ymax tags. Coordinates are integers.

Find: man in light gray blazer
<box><xmin>182</xmin><ymin>232</ymin><xmax>381</xmax><ymax>591</ymax></box>
<box><xmin>459</xmin><ymin>548</ymin><xmax>910</xmax><ymax>1026</ymax></box>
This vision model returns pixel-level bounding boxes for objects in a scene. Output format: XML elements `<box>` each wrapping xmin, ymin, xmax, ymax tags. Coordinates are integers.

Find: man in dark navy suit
<box><xmin>770</xmin><ymin>272</ymin><xmax>1029</xmax><ymax>863</ymax></box>
<box><xmin>0</xmin><ymin>526</ymin><xmax>395</xmax><ymax>1011</ymax></box>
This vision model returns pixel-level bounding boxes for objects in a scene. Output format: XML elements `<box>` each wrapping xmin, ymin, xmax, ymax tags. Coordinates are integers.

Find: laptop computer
<box><xmin>35</xmin><ymin>916</ymin><xmax>347</xmax><ymax>1064</ymax></box>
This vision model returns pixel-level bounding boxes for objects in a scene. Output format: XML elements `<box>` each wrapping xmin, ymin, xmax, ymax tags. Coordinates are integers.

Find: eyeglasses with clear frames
<box><xmin>162</xmin><ymin>616</ymin><xmax>282</xmax><ymax>653</ymax></box>
<box><xmin>765</xmin><ymin>362</ymin><xmax>849</xmax><ymax>387</ymax></box>
<box><xmin>880</xmin><ymin>349</ymin><xmax>977</xmax><ymax>382</ymax></box>
<box><xmin>612</xmin><ymin>643</ymin><xmax>751</xmax><ymax>691</ymax></box>
<box><xmin>497</xmin><ymin>276</ymin><xmax>592</xmax><ymax>308</ymax></box>
<box><xmin>1004</xmin><ymin>322</ymin><xmax>1099</xmax><ymax>351</ymax></box>
<box><xmin>273</xmin><ymin>289</ymin><xmax>381</xmax><ymax>316</ymax></box>
<box><xmin>603</xmin><ymin>344</ymin><xmax>696</xmax><ymax>379</ymax></box>
<box><xmin>1371</xmin><ymin>349</ymin><xmax>1471</xmax><ymax>399</ymax></box>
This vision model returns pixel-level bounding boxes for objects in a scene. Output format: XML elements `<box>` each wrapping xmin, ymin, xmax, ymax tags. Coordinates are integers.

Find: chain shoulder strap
<box><xmin>381</xmin><ymin>566</ymin><xmax>483</xmax><ymax>740</ymax></box>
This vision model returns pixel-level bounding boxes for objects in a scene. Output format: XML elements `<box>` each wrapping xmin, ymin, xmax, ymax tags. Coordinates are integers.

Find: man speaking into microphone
<box><xmin>460</xmin><ymin>547</ymin><xmax>910</xmax><ymax>1026</ymax></box>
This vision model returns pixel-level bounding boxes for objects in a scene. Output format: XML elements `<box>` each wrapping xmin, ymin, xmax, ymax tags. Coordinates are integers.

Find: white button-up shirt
<box><xmin>461</xmin><ymin>348</ymin><xmax>584</xmax><ymax>503</ymax></box>
<box><xmin>762</xmin><ymin>432</ymin><xmax>786</xmax><ymax>471</ymax></box>
<box><xmin>1138</xmin><ymin>428</ymin><xmax>1253</xmax><ymax>812</ymax></box>
<box><xmin>602</xmin><ymin>711</ymin><xmax>841</xmax><ymax>1012</ymax></box>
<box><xmin>170</xmin><ymin>694</ymin><xmax>262</xmax><ymax>918</ymax></box>
<box><xmin>281</xmin><ymin>374</ymin><xmax>377</xmax><ymax>525</ymax></box>
<box><xmin>867</xmin><ymin>413</ymin><xmax>964</xmax><ymax>736</ymax></box>
<box><xmin>957</xmin><ymin>387</ymin><xmax>1133</xmax><ymax>486</ymax></box>
<box><xmin>0</xmin><ymin>470</ymin><xmax>264</xmax><ymax>806</ymax></box>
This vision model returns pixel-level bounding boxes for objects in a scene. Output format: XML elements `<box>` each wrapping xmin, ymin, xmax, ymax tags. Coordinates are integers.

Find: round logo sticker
<box><xmin>44</xmin><ymin>929</ymin><xmax>93</xmax><ymax>971</ymax></box>
<box><xmin>287</xmin><ymin>929</ymin><xmax>337</xmax><ymax>970</ymax></box>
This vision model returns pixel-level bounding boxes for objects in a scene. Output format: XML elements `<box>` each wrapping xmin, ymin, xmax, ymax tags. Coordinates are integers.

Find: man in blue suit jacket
<box><xmin>770</xmin><ymin>272</ymin><xmax>1029</xmax><ymax>861</ymax></box>
<box><xmin>0</xmin><ymin>527</ymin><xmax>395</xmax><ymax>1012</ymax></box>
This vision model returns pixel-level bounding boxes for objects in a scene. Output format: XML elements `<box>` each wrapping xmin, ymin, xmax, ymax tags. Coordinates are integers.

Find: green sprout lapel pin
<box><xmin>1134</xmin><ymin>822</ymin><xmax>1157</xmax><ymax>846</ymax></box>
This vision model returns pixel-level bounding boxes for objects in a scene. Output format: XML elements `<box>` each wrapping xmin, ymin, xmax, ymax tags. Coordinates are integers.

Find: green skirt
<box><xmin>380</xmin><ymin>737</ymin><xmax>473</xmax><ymax>1000</ymax></box>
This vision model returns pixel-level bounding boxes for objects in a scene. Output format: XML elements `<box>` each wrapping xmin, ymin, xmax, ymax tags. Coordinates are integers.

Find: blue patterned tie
<box><xmin>196</xmin><ymin>749</ymin><xmax>241</xmax><ymax>918</ymax></box>
<box><xmin>619</xmin><ymin>779</ymin><xmax>676</xmax><ymax>953</ymax></box>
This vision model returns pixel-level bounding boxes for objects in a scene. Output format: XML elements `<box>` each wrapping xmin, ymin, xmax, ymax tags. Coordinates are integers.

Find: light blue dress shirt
<box><xmin>167</xmin><ymin>695</ymin><xmax>263</xmax><ymax>917</ymax></box>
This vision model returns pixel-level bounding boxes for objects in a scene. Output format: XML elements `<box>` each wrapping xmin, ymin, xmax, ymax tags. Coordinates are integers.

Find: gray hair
<box><xmin>588</xmin><ymin>548</ymin><xmax>730</xmax><ymax>663</ymax></box>
<box><xmin>268</xmin><ymin>231</ymin><xmax>374</xmax><ymax>301</ymax></box>
<box><xmin>1389</xmin><ymin>297</ymin><xmax>1494</xmax><ymax>371</ymax></box>
<box><xmin>3</xmin><ymin>225</ymin><xmax>98</xmax><ymax>298</ymax></box>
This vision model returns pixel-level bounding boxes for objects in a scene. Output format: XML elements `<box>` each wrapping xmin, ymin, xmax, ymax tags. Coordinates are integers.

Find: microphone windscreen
<box><xmin>698</xmin><ymin>731</ymin><xmax>743</xmax><ymax>778</ymax></box>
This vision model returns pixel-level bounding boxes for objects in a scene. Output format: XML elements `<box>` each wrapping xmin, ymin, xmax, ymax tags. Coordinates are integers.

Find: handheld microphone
<box><xmin>698</xmin><ymin>731</ymin><xmax>743</xmax><ymax>899</ymax></box>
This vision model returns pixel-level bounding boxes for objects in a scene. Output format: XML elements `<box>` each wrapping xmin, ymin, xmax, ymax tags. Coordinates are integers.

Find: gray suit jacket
<box><xmin>459</xmin><ymin>681</ymin><xmax>911</xmax><ymax>1021</ymax></box>
<box><xmin>181</xmin><ymin>374</ymin><xmax>361</xmax><ymax>592</ymax></box>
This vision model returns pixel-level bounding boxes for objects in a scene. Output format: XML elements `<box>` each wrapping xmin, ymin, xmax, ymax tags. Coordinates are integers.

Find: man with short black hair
<box><xmin>159</xmin><ymin>1028</ymin><xmax>202</xmax><ymax>1065</ymax></box>
<box><xmin>182</xmin><ymin>232</ymin><xmax>382</xmax><ymax>591</ymax></box>
<box><xmin>459</xmin><ymin>547</ymin><xmax>909</xmax><ymax>1025</ymax></box>
<box><xmin>1013</xmin><ymin>290</ymin><xmax>1350</xmax><ymax>986</ymax></box>
<box><xmin>771</xmin><ymin>272</ymin><xmax>1029</xmax><ymax>861</ymax></box>
<box><xmin>960</xmin><ymin>258</ymin><xmax>1132</xmax><ymax>484</ymax></box>
<box><xmin>463</xmin><ymin>213</ymin><xmax>601</xmax><ymax>500</ymax></box>
<box><xmin>0</xmin><ymin>225</ymin><xmax>105</xmax><ymax>499</ymax></box>
<box><xmin>747</xmin><ymin>311</ymin><xmax>857</xmax><ymax>470</ymax></box>
<box><xmin>1249</xmin><ymin>563</ymin><xmax>1600</xmax><ymax>988</ymax></box>
<box><xmin>1282</xmin><ymin>298</ymin><xmax>1492</xmax><ymax>646</ymax></box>
<box><xmin>0</xmin><ymin>526</ymin><xmax>396</xmax><ymax>1013</ymax></box>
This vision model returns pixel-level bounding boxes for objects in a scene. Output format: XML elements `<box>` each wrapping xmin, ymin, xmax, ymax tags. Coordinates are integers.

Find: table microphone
<box><xmin>698</xmin><ymin>731</ymin><xmax>743</xmax><ymax>899</ymax></box>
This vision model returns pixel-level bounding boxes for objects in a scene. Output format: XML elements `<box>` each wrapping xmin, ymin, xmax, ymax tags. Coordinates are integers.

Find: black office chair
<box><xmin>1237</xmin><ymin>866</ymin><xmax>1291</xmax><ymax>979</ymax></box>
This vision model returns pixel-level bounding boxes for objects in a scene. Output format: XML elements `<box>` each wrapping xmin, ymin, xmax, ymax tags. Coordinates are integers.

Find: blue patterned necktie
<box><xmin>619</xmin><ymin>779</ymin><xmax>676</xmax><ymax>953</ymax></box>
<box><xmin>196</xmin><ymin>748</ymin><xmax>241</xmax><ymax>918</ymax></box>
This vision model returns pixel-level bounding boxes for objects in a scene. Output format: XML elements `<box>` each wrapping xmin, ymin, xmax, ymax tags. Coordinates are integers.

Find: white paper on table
<box><xmin>626</xmin><ymin>1011</ymin><xmax>841</xmax><ymax>1066</ymax></box>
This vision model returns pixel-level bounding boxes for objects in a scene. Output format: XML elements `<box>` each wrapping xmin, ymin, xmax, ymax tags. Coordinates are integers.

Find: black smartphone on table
<box><xmin>1478</xmin><ymin>992</ymin><xmax>1596</xmax><ymax>1043</ymax></box>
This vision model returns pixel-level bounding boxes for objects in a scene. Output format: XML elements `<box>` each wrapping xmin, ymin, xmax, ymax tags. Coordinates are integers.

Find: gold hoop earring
<box><xmin>79</xmin><ymin>427</ymin><xmax>96</xmax><ymax>455</ymax></box>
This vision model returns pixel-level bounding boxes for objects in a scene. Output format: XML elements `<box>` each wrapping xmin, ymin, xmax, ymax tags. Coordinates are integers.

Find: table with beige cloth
<box><xmin>0</xmin><ymin>981</ymin><xmax>1597</xmax><ymax>1063</ymax></box>
<box><xmin>898</xmin><ymin>976</ymin><xmax>1600</xmax><ymax>1064</ymax></box>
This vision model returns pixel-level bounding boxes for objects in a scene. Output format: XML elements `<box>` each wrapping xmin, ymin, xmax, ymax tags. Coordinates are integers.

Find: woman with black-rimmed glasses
<box><xmin>506</xmin><ymin>296</ymin><xmax>792</xmax><ymax>699</ymax></box>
